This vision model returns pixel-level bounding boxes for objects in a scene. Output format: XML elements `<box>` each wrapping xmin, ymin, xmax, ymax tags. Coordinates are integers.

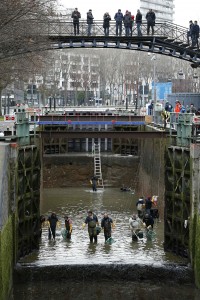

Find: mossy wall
<box><xmin>190</xmin><ymin>144</ymin><xmax>200</xmax><ymax>288</ymax></box>
<box><xmin>0</xmin><ymin>215</ymin><xmax>14</xmax><ymax>300</ymax></box>
<box><xmin>194</xmin><ymin>215</ymin><xmax>200</xmax><ymax>287</ymax></box>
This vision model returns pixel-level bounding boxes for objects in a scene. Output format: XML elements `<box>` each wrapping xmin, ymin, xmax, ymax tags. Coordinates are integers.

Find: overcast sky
<box><xmin>58</xmin><ymin>0</ymin><xmax>200</xmax><ymax>28</ymax></box>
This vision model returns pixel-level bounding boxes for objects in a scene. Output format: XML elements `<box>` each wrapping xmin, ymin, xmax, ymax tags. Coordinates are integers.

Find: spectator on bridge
<box><xmin>161</xmin><ymin>109</ymin><xmax>170</xmax><ymax>129</ymax></box>
<box><xmin>146</xmin><ymin>9</ymin><xmax>156</xmax><ymax>36</ymax></box>
<box><xmin>180</xmin><ymin>104</ymin><xmax>186</xmax><ymax>113</ymax></box>
<box><xmin>136</xmin><ymin>9</ymin><xmax>142</xmax><ymax>36</ymax></box>
<box><xmin>187</xmin><ymin>103</ymin><xmax>197</xmax><ymax>114</ymax></box>
<box><xmin>191</xmin><ymin>21</ymin><xmax>199</xmax><ymax>48</ymax></box>
<box><xmin>71</xmin><ymin>8</ymin><xmax>81</xmax><ymax>35</ymax></box>
<box><xmin>129</xmin><ymin>12</ymin><xmax>135</xmax><ymax>36</ymax></box>
<box><xmin>148</xmin><ymin>101</ymin><xmax>154</xmax><ymax>115</ymax></box>
<box><xmin>114</xmin><ymin>9</ymin><xmax>123</xmax><ymax>36</ymax></box>
<box><xmin>165</xmin><ymin>101</ymin><xmax>173</xmax><ymax>112</ymax></box>
<box><xmin>103</xmin><ymin>12</ymin><xmax>111</xmax><ymax>36</ymax></box>
<box><xmin>87</xmin><ymin>9</ymin><xmax>94</xmax><ymax>36</ymax></box>
<box><xmin>174</xmin><ymin>100</ymin><xmax>181</xmax><ymax>113</ymax></box>
<box><xmin>48</xmin><ymin>212</ymin><xmax>59</xmax><ymax>240</ymax></box>
<box><xmin>123</xmin><ymin>10</ymin><xmax>131</xmax><ymax>37</ymax></box>
<box><xmin>187</xmin><ymin>20</ymin><xmax>194</xmax><ymax>44</ymax></box>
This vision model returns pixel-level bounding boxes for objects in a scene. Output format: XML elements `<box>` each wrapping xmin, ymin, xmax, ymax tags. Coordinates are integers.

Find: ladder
<box><xmin>93</xmin><ymin>143</ymin><xmax>104</xmax><ymax>189</ymax></box>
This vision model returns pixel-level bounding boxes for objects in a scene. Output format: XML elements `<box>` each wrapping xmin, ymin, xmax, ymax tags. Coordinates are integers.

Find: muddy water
<box><xmin>19</xmin><ymin>187</ymin><xmax>186</xmax><ymax>266</ymax></box>
<box><xmin>12</xmin><ymin>187</ymin><xmax>200</xmax><ymax>300</ymax></box>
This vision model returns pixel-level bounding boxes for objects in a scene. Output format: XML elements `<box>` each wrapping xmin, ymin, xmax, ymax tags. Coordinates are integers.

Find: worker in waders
<box><xmin>64</xmin><ymin>215</ymin><xmax>72</xmax><ymax>239</ymax></box>
<box><xmin>90</xmin><ymin>175</ymin><xmax>98</xmax><ymax>191</ymax></box>
<box><xmin>101</xmin><ymin>213</ymin><xmax>114</xmax><ymax>242</ymax></box>
<box><xmin>82</xmin><ymin>210</ymin><xmax>99</xmax><ymax>243</ymax></box>
<box><xmin>47</xmin><ymin>212</ymin><xmax>59</xmax><ymax>240</ymax></box>
<box><xmin>129</xmin><ymin>214</ymin><xmax>143</xmax><ymax>240</ymax></box>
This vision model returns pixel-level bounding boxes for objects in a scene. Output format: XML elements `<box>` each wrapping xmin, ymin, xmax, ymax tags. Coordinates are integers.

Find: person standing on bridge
<box><xmin>87</xmin><ymin>9</ymin><xmax>94</xmax><ymax>36</ymax></box>
<box><xmin>129</xmin><ymin>12</ymin><xmax>134</xmax><ymax>37</ymax></box>
<box><xmin>114</xmin><ymin>9</ymin><xmax>123</xmax><ymax>36</ymax></box>
<box><xmin>103</xmin><ymin>12</ymin><xmax>111</xmax><ymax>36</ymax></box>
<box><xmin>71</xmin><ymin>8</ymin><xmax>81</xmax><ymax>35</ymax></box>
<box><xmin>191</xmin><ymin>21</ymin><xmax>199</xmax><ymax>48</ymax></box>
<box><xmin>123</xmin><ymin>10</ymin><xmax>131</xmax><ymax>37</ymax></box>
<box><xmin>146</xmin><ymin>9</ymin><xmax>156</xmax><ymax>36</ymax></box>
<box><xmin>136</xmin><ymin>9</ymin><xmax>142</xmax><ymax>36</ymax></box>
<box><xmin>187</xmin><ymin>20</ymin><xmax>194</xmax><ymax>44</ymax></box>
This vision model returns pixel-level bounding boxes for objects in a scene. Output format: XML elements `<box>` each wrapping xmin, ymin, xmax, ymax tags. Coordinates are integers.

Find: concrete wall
<box><xmin>138</xmin><ymin>137</ymin><xmax>167</xmax><ymax>214</ymax></box>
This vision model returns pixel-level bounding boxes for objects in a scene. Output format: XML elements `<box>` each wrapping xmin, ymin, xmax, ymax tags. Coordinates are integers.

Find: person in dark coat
<box><xmin>145</xmin><ymin>196</ymin><xmax>152</xmax><ymax>215</ymax></box>
<box><xmin>90</xmin><ymin>175</ymin><xmax>98</xmax><ymax>191</ymax></box>
<box><xmin>64</xmin><ymin>215</ymin><xmax>72</xmax><ymax>239</ymax></box>
<box><xmin>101</xmin><ymin>213</ymin><xmax>114</xmax><ymax>242</ymax></box>
<box><xmin>136</xmin><ymin>9</ymin><xmax>142</xmax><ymax>36</ymax></box>
<box><xmin>146</xmin><ymin>9</ymin><xmax>156</xmax><ymax>35</ymax></box>
<box><xmin>165</xmin><ymin>101</ymin><xmax>173</xmax><ymax>112</ymax></box>
<box><xmin>114</xmin><ymin>9</ymin><xmax>123</xmax><ymax>36</ymax></box>
<box><xmin>123</xmin><ymin>10</ymin><xmax>131</xmax><ymax>37</ymax></box>
<box><xmin>87</xmin><ymin>9</ymin><xmax>94</xmax><ymax>36</ymax></box>
<box><xmin>191</xmin><ymin>21</ymin><xmax>199</xmax><ymax>48</ymax></box>
<box><xmin>103</xmin><ymin>12</ymin><xmax>111</xmax><ymax>36</ymax></box>
<box><xmin>71</xmin><ymin>8</ymin><xmax>81</xmax><ymax>35</ymax></box>
<box><xmin>48</xmin><ymin>212</ymin><xmax>58</xmax><ymax>240</ymax></box>
<box><xmin>187</xmin><ymin>20</ymin><xmax>194</xmax><ymax>44</ymax></box>
<box><xmin>143</xmin><ymin>213</ymin><xmax>154</xmax><ymax>229</ymax></box>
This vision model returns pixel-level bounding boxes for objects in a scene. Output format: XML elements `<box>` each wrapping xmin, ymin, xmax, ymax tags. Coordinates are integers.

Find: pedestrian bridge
<box><xmin>1</xmin><ymin>20</ymin><xmax>200</xmax><ymax>67</ymax></box>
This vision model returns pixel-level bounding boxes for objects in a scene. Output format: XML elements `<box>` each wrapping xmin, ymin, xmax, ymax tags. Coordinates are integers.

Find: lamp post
<box><xmin>151</xmin><ymin>55</ymin><xmax>156</xmax><ymax>104</ymax></box>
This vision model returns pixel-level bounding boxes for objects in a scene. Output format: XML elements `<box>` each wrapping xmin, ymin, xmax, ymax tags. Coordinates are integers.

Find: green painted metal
<box><xmin>16</xmin><ymin>145</ymin><xmax>41</xmax><ymax>259</ymax></box>
<box><xmin>176</xmin><ymin>114</ymin><xmax>193</xmax><ymax>147</ymax></box>
<box><xmin>15</xmin><ymin>107</ymin><xmax>30</xmax><ymax>146</ymax></box>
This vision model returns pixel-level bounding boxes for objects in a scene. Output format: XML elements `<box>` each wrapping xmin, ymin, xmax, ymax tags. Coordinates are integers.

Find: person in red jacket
<box><xmin>174</xmin><ymin>100</ymin><xmax>181</xmax><ymax>113</ymax></box>
<box><xmin>129</xmin><ymin>12</ymin><xmax>134</xmax><ymax>36</ymax></box>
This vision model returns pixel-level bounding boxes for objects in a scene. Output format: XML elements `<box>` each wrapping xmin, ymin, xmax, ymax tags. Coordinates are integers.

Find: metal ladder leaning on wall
<box><xmin>93</xmin><ymin>143</ymin><xmax>104</xmax><ymax>189</ymax></box>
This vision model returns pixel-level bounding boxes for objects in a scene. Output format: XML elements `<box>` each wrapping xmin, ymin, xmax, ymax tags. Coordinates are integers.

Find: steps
<box><xmin>93</xmin><ymin>143</ymin><xmax>104</xmax><ymax>189</ymax></box>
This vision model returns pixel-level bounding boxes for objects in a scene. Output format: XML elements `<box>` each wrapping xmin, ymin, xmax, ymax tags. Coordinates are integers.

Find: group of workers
<box><xmin>43</xmin><ymin>195</ymin><xmax>159</xmax><ymax>243</ymax></box>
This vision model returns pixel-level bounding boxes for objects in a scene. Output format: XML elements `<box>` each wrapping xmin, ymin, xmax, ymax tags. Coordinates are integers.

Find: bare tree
<box><xmin>0</xmin><ymin>0</ymin><xmax>57</xmax><ymax>114</ymax></box>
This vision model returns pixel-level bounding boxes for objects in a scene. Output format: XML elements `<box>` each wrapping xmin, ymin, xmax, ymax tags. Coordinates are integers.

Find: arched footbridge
<box><xmin>1</xmin><ymin>20</ymin><xmax>200</xmax><ymax>67</ymax></box>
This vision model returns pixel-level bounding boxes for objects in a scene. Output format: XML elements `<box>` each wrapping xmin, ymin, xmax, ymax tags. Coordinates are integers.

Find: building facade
<box><xmin>140</xmin><ymin>0</ymin><xmax>174</xmax><ymax>23</ymax></box>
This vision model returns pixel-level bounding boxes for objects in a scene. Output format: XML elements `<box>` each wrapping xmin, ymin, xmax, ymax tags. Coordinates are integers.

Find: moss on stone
<box><xmin>0</xmin><ymin>215</ymin><xmax>14</xmax><ymax>300</ymax></box>
<box><xmin>193</xmin><ymin>214</ymin><xmax>200</xmax><ymax>288</ymax></box>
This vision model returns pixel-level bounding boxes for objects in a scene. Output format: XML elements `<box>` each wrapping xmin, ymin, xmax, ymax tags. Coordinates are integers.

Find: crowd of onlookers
<box><xmin>187</xmin><ymin>20</ymin><xmax>200</xmax><ymax>48</ymax></box>
<box><xmin>70</xmin><ymin>8</ymin><xmax>199</xmax><ymax>46</ymax></box>
<box><xmin>71</xmin><ymin>8</ymin><xmax>156</xmax><ymax>36</ymax></box>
